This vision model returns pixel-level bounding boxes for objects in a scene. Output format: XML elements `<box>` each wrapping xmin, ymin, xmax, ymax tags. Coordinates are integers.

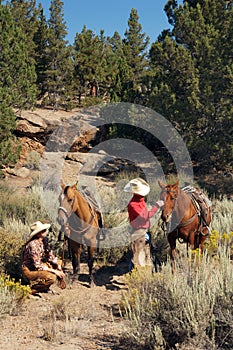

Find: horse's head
<box><xmin>158</xmin><ymin>180</ymin><xmax>179</xmax><ymax>223</ymax></box>
<box><xmin>58</xmin><ymin>182</ymin><xmax>77</xmax><ymax>227</ymax></box>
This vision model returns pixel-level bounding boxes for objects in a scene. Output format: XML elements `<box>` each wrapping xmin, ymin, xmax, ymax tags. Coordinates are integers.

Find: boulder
<box><xmin>5</xmin><ymin>166</ymin><xmax>31</xmax><ymax>178</ymax></box>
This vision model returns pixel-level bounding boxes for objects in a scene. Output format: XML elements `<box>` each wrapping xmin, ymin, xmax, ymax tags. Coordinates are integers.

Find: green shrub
<box><xmin>26</xmin><ymin>150</ymin><xmax>41</xmax><ymax>170</ymax></box>
<box><xmin>0</xmin><ymin>227</ymin><xmax>26</xmax><ymax>279</ymax></box>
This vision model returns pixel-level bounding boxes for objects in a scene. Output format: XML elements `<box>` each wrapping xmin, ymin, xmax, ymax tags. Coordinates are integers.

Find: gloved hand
<box><xmin>156</xmin><ymin>200</ymin><xmax>164</xmax><ymax>208</ymax></box>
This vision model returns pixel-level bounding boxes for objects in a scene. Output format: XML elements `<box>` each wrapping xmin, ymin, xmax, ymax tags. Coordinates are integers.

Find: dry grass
<box><xmin>121</xmin><ymin>246</ymin><xmax>233</xmax><ymax>349</ymax></box>
<box><xmin>0</xmin><ymin>174</ymin><xmax>232</xmax><ymax>350</ymax></box>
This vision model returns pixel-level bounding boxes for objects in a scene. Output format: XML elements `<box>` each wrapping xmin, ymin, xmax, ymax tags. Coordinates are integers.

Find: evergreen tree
<box><xmin>97</xmin><ymin>31</ymin><xmax>129</xmax><ymax>102</ymax></box>
<box><xmin>122</xmin><ymin>8</ymin><xmax>150</xmax><ymax>102</ymax></box>
<box><xmin>0</xmin><ymin>4</ymin><xmax>26</xmax><ymax>169</ymax></box>
<box><xmin>148</xmin><ymin>0</ymin><xmax>233</xmax><ymax>170</ymax></box>
<box><xmin>2</xmin><ymin>2</ymin><xmax>37</xmax><ymax>109</ymax></box>
<box><xmin>108</xmin><ymin>31</ymin><xmax>131</xmax><ymax>102</ymax></box>
<box><xmin>9</xmin><ymin>0</ymin><xmax>39</xmax><ymax>59</ymax></box>
<box><xmin>33</xmin><ymin>3</ymin><xmax>50</xmax><ymax>99</ymax></box>
<box><xmin>45</xmin><ymin>0</ymin><xmax>73</xmax><ymax>109</ymax></box>
<box><xmin>73</xmin><ymin>26</ymin><xmax>106</xmax><ymax>105</ymax></box>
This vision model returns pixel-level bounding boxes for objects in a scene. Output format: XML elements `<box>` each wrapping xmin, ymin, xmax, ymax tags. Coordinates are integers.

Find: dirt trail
<box><xmin>0</xmin><ymin>261</ymin><xmax>130</xmax><ymax>350</ymax></box>
<box><xmin>1</xmin><ymin>108</ymin><xmax>133</xmax><ymax>349</ymax></box>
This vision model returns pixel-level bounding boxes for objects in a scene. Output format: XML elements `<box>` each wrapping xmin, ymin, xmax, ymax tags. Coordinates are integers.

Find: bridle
<box><xmin>58</xmin><ymin>192</ymin><xmax>97</xmax><ymax>235</ymax></box>
<box><xmin>160</xmin><ymin>187</ymin><xmax>198</xmax><ymax>233</ymax></box>
<box><xmin>161</xmin><ymin>188</ymin><xmax>178</xmax><ymax>213</ymax></box>
<box><xmin>58</xmin><ymin>204</ymin><xmax>73</xmax><ymax>220</ymax></box>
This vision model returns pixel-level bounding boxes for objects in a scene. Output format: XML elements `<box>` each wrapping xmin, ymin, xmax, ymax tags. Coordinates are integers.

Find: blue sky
<box><xmin>38</xmin><ymin>0</ymin><xmax>172</xmax><ymax>44</ymax></box>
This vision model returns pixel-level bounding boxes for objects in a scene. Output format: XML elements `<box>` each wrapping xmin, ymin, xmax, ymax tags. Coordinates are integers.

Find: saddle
<box><xmin>182</xmin><ymin>185</ymin><xmax>211</xmax><ymax>226</ymax></box>
<box><xmin>80</xmin><ymin>186</ymin><xmax>104</xmax><ymax>228</ymax></box>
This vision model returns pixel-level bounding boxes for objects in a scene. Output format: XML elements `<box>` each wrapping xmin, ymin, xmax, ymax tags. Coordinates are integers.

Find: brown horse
<box><xmin>58</xmin><ymin>182</ymin><xmax>101</xmax><ymax>285</ymax></box>
<box><xmin>158</xmin><ymin>180</ymin><xmax>211</xmax><ymax>269</ymax></box>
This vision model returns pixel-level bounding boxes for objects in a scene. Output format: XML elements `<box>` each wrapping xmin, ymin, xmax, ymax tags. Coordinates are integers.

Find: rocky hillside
<box><xmin>3</xmin><ymin>107</ymin><xmax>233</xmax><ymax>198</ymax></box>
<box><xmin>4</xmin><ymin>108</ymin><xmax>125</xmax><ymax>187</ymax></box>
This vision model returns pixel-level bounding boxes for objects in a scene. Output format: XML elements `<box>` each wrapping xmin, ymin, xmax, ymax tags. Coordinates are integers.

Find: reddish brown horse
<box><xmin>158</xmin><ymin>180</ymin><xmax>211</xmax><ymax>269</ymax></box>
<box><xmin>58</xmin><ymin>182</ymin><xmax>101</xmax><ymax>285</ymax></box>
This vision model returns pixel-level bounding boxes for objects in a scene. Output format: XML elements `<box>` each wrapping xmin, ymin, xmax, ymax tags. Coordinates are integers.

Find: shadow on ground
<box><xmin>63</xmin><ymin>258</ymin><xmax>129</xmax><ymax>291</ymax></box>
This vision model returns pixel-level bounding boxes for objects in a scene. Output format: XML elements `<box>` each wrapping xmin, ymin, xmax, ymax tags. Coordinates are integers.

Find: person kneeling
<box><xmin>22</xmin><ymin>221</ymin><xmax>66</xmax><ymax>295</ymax></box>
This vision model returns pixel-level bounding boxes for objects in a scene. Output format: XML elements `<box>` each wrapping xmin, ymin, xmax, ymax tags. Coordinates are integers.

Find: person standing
<box><xmin>124</xmin><ymin>178</ymin><xmax>164</xmax><ymax>269</ymax></box>
<box><xmin>22</xmin><ymin>221</ymin><xmax>66</xmax><ymax>295</ymax></box>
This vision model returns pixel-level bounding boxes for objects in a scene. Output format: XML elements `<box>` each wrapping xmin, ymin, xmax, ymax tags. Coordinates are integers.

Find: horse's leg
<box><xmin>189</xmin><ymin>231</ymin><xmax>195</xmax><ymax>250</ymax></box>
<box><xmin>87</xmin><ymin>246</ymin><xmax>95</xmax><ymax>286</ymax></box>
<box><xmin>199</xmin><ymin>226</ymin><xmax>209</xmax><ymax>253</ymax></box>
<box><xmin>168</xmin><ymin>234</ymin><xmax>176</xmax><ymax>273</ymax></box>
<box><xmin>199</xmin><ymin>209</ymin><xmax>211</xmax><ymax>252</ymax></box>
<box><xmin>70</xmin><ymin>240</ymin><xmax>82</xmax><ymax>275</ymax></box>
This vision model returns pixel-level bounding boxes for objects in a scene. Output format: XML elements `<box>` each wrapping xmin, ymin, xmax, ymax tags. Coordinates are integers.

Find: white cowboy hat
<box><xmin>27</xmin><ymin>221</ymin><xmax>51</xmax><ymax>241</ymax></box>
<box><xmin>124</xmin><ymin>178</ymin><xmax>150</xmax><ymax>196</ymax></box>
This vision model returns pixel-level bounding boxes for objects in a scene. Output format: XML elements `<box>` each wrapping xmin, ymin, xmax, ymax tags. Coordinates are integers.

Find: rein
<box><xmin>161</xmin><ymin>187</ymin><xmax>198</xmax><ymax>233</ymax></box>
<box><xmin>59</xmin><ymin>204</ymin><xmax>96</xmax><ymax>235</ymax></box>
<box><xmin>59</xmin><ymin>190</ymin><xmax>98</xmax><ymax>235</ymax></box>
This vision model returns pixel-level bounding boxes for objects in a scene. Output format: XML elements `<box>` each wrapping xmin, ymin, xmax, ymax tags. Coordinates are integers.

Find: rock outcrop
<box><xmin>12</xmin><ymin>109</ymin><xmax>101</xmax><ymax>164</ymax></box>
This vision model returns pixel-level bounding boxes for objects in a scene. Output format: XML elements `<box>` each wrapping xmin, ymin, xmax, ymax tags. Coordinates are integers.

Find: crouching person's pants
<box><xmin>22</xmin><ymin>265</ymin><xmax>57</xmax><ymax>294</ymax></box>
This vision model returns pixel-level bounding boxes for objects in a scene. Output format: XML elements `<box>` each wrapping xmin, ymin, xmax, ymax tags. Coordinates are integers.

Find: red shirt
<box><xmin>127</xmin><ymin>194</ymin><xmax>159</xmax><ymax>230</ymax></box>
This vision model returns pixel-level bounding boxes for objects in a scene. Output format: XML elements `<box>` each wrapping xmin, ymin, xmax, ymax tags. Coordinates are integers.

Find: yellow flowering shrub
<box><xmin>0</xmin><ymin>274</ymin><xmax>31</xmax><ymax>317</ymax></box>
<box><xmin>206</xmin><ymin>229</ymin><xmax>233</xmax><ymax>257</ymax></box>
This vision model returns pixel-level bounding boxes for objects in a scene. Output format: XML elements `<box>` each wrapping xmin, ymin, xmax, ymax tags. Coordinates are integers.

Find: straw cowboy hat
<box><xmin>124</xmin><ymin>178</ymin><xmax>150</xmax><ymax>197</ymax></box>
<box><xmin>27</xmin><ymin>221</ymin><xmax>51</xmax><ymax>241</ymax></box>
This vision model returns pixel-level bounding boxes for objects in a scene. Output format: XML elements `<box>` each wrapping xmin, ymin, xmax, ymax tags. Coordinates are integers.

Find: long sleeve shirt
<box><xmin>22</xmin><ymin>236</ymin><xmax>58</xmax><ymax>271</ymax></box>
<box><xmin>127</xmin><ymin>194</ymin><xmax>160</xmax><ymax>230</ymax></box>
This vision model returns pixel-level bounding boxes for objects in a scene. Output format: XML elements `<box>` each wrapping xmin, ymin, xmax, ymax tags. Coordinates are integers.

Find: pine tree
<box><xmin>0</xmin><ymin>4</ymin><xmax>24</xmax><ymax>169</ymax></box>
<box><xmin>108</xmin><ymin>31</ymin><xmax>131</xmax><ymax>102</ymax></box>
<box><xmin>122</xmin><ymin>8</ymin><xmax>150</xmax><ymax>102</ymax></box>
<box><xmin>73</xmin><ymin>26</ymin><xmax>106</xmax><ymax>105</ymax></box>
<box><xmin>33</xmin><ymin>3</ymin><xmax>50</xmax><ymax>99</ymax></box>
<box><xmin>1</xmin><ymin>2</ymin><xmax>37</xmax><ymax>109</ymax></box>
<box><xmin>9</xmin><ymin>0</ymin><xmax>39</xmax><ymax>59</ymax></box>
<box><xmin>148</xmin><ymin>0</ymin><xmax>233</xmax><ymax>170</ymax></box>
<box><xmin>45</xmin><ymin>0</ymin><xmax>73</xmax><ymax>109</ymax></box>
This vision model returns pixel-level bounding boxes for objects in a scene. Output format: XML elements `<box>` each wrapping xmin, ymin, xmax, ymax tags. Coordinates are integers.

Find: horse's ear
<box><xmin>61</xmin><ymin>180</ymin><xmax>66</xmax><ymax>190</ymax></box>
<box><xmin>173</xmin><ymin>180</ymin><xmax>179</xmax><ymax>188</ymax></box>
<box><xmin>71</xmin><ymin>181</ymin><xmax>78</xmax><ymax>190</ymax></box>
<box><xmin>158</xmin><ymin>180</ymin><xmax>165</xmax><ymax>188</ymax></box>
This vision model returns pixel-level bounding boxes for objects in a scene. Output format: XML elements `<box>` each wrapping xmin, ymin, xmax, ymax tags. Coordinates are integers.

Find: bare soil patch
<box><xmin>0</xmin><ymin>261</ymin><xmax>130</xmax><ymax>350</ymax></box>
